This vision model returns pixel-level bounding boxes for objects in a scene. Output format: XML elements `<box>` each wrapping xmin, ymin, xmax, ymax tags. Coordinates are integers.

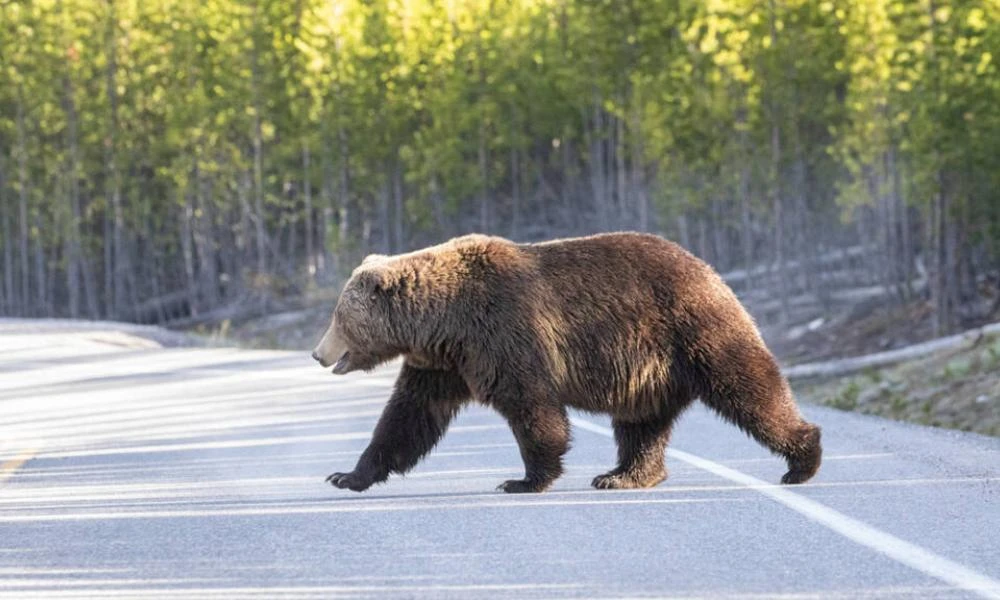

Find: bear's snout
<box><xmin>313</xmin><ymin>320</ymin><xmax>356</xmax><ymax>374</ymax></box>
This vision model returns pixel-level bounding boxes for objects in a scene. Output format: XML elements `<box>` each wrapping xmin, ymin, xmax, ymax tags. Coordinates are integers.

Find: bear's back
<box><xmin>510</xmin><ymin>232</ymin><xmax>762</xmax><ymax>416</ymax></box>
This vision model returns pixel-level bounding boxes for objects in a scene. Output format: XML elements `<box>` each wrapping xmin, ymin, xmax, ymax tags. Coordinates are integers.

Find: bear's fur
<box><xmin>312</xmin><ymin>232</ymin><xmax>822</xmax><ymax>493</ymax></box>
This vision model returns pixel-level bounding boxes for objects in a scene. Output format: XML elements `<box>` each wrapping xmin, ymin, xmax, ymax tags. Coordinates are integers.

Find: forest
<box><xmin>1</xmin><ymin>0</ymin><xmax>998</xmax><ymax>335</ymax></box>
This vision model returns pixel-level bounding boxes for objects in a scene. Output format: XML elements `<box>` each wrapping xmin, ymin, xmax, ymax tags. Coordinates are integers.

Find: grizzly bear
<box><xmin>312</xmin><ymin>232</ymin><xmax>821</xmax><ymax>493</ymax></box>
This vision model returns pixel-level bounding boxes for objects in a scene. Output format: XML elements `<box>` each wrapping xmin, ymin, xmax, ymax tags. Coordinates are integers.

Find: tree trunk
<box><xmin>33</xmin><ymin>210</ymin><xmax>47</xmax><ymax>316</ymax></box>
<box><xmin>337</xmin><ymin>122</ymin><xmax>352</xmax><ymax>273</ymax></box>
<box><xmin>712</xmin><ymin>199</ymin><xmax>726</xmax><ymax>268</ymax></box>
<box><xmin>251</xmin><ymin>2</ymin><xmax>268</xmax><ymax>276</ymax></box>
<box><xmin>587</xmin><ymin>95</ymin><xmax>607</xmax><ymax>230</ymax></box>
<box><xmin>16</xmin><ymin>97</ymin><xmax>31</xmax><ymax>312</ymax></box>
<box><xmin>105</xmin><ymin>0</ymin><xmax>128</xmax><ymax>318</ymax></box>
<box><xmin>236</xmin><ymin>170</ymin><xmax>252</xmax><ymax>272</ymax></box>
<box><xmin>771</xmin><ymin>123</ymin><xmax>789</xmax><ymax>324</ymax></box>
<box><xmin>882</xmin><ymin>151</ymin><xmax>899</xmax><ymax>301</ymax></box>
<box><xmin>769</xmin><ymin>0</ymin><xmax>789</xmax><ymax>324</ymax></box>
<box><xmin>615</xmin><ymin>108</ymin><xmax>628</xmax><ymax>228</ymax></box>
<box><xmin>677</xmin><ymin>211</ymin><xmax>691</xmax><ymax>252</ymax></box>
<box><xmin>631</xmin><ymin>103</ymin><xmax>648</xmax><ymax>233</ymax></box>
<box><xmin>0</xmin><ymin>154</ymin><xmax>12</xmax><ymax>314</ymax></box>
<box><xmin>785</xmin><ymin>321</ymin><xmax>1000</xmax><ymax>381</ymax></box>
<box><xmin>889</xmin><ymin>146</ymin><xmax>913</xmax><ymax>299</ymax></box>
<box><xmin>430</xmin><ymin>174</ymin><xmax>447</xmax><ymax>238</ymax></box>
<box><xmin>739</xmin><ymin>161</ymin><xmax>753</xmax><ymax>293</ymax></box>
<box><xmin>392</xmin><ymin>159</ymin><xmax>404</xmax><ymax>251</ymax></box>
<box><xmin>478</xmin><ymin>120</ymin><xmax>489</xmax><ymax>233</ymax></box>
<box><xmin>62</xmin><ymin>44</ymin><xmax>82</xmax><ymax>318</ymax></box>
<box><xmin>931</xmin><ymin>170</ymin><xmax>952</xmax><ymax>336</ymax></box>
<box><xmin>285</xmin><ymin>177</ymin><xmax>298</xmax><ymax>277</ymax></box>
<box><xmin>303</xmin><ymin>141</ymin><xmax>314</xmax><ymax>279</ymax></box>
<box><xmin>103</xmin><ymin>202</ymin><xmax>112</xmax><ymax>317</ymax></box>
<box><xmin>793</xmin><ymin>155</ymin><xmax>814</xmax><ymax>297</ymax></box>
<box><xmin>181</xmin><ymin>182</ymin><xmax>198</xmax><ymax>316</ymax></box>
<box><xmin>697</xmin><ymin>215</ymin><xmax>709</xmax><ymax>262</ymax></box>
<box><xmin>510</xmin><ymin>144</ymin><xmax>520</xmax><ymax>240</ymax></box>
<box><xmin>194</xmin><ymin>168</ymin><xmax>219</xmax><ymax>309</ymax></box>
<box><xmin>561</xmin><ymin>133</ymin><xmax>576</xmax><ymax>232</ymax></box>
<box><xmin>379</xmin><ymin>167</ymin><xmax>391</xmax><ymax>252</ymax></box>
<box><xmin>318</xmin><ymin>138</ymin><xmax>334</xmax><ymax>276</ymax></box>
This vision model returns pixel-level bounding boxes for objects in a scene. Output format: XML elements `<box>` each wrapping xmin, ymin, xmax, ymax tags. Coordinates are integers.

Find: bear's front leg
<box><xmin>495</xmin><ymin>403</ymin><xmax>570</xmax><ymax>494</ymax></box>
<box><xmin>327</xmin><ymin>366</ymin><xmax>470</xmax><ymax>492</ymax></box>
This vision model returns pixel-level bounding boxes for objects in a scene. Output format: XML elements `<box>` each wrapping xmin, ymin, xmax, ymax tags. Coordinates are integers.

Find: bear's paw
<box><xmin>326</xmin><ymin>471</ymin><xmax>373</xmax><ymax>492</ymax></box>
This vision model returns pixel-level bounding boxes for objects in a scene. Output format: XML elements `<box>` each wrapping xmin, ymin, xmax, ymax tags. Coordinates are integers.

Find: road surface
<box><xmin>1</xmin><ymin>324</ymin><xmax>998</xmax><ymax>599</ymax></box>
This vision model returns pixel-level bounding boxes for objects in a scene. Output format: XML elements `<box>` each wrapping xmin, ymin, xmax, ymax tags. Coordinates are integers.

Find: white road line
<box><xmin>570</xmin><ymin>417</ymin><xmax>1000</xmax><ymax>600</ymax></box>
<box><xmin>0</xmin><ymin>496</ymin><xmax>740</xmax><ymax>523</ymax></box>
<box><xmin>33</xmin><ymin>424</ymin><xmax>507</xmax><ymax>459</ymax></box>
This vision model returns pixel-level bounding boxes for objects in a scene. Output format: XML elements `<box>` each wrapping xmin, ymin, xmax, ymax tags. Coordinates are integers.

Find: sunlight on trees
<box><xmin>0</xmin><ymin>0</ymin><xmax>997</xmax><ymax>332</ymax></box>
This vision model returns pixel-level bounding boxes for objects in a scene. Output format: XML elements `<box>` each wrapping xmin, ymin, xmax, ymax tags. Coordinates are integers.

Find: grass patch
<box><xmin>827</xmin><ymin>380</ymin><xmax>861</xmax><ymax>411</ymax></box>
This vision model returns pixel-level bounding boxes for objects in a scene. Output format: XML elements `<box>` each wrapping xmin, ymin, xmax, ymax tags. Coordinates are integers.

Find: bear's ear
<box><xmin>357</xmin><ymin>268</ymin><xmax>392</xmax><ymax>300</ymax></box>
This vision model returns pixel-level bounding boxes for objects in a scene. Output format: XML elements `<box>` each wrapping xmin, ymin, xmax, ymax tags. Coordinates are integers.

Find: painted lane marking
<box><xmin>0</xmin><ymin>496</ymin><xmax>741</xmax><ymax>523</ymax></box>
<box><xmin>31</xmin><ymin>424</ymin><xmax>507</xmax><ymax>460</ymax></box>
<box><xmin>570</xmin><ymin>417</ymin><xmax>1000</xmax><ymax>600</ymax></box>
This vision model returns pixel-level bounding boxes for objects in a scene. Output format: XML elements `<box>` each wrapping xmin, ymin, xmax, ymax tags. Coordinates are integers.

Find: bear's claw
<box><xmin>780</xmin><ymin>469</ymin><xmax>813</xmax><ymax>485</ymax></box>
<box><xmin>326</xmin><ymin>471</ymin><xmax>371</xmax><ymax>492</ymax></box>
<box><xmin>497</xmin><ymin>478</ymin><xmax>548</xmax><ymax>494</ymax></box>
<box><xmin>591</xmin><ymin>470</ymin><xmax>666</xmax><ymax>490</ymax></box>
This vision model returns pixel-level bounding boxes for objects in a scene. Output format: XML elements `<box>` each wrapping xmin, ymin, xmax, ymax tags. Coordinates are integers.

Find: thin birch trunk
<box><xmin>318</xmin><ymin>138</ymin><xmax>334</xmax><ymax>275</ymax></box>
<box><xmin>105</xmin><ymin>0</ymin><xmax>128</xmax><ymax>317</ymax></box>
<box><xmin>588</xmin><ymin>95</ymin><xmax>607</xmax><ymax>229</ymax></box>
<box><xmin>0</xmin><ymin>154</ymin><xmax>11</xmax><ymax>314</ymax></box>
<box><xmin>561</xmin><ymin>133</ymin><xmax>575</xmax><ymax>232</ymax></box>
<box><xmin>478</xmin><ymin>121</ymin><xmax>489</xmax><ymax>233</ymax></box>
<box><xmin>62</xmin><ymin>39</ymin><xmax>82</xmax><ymax>318</ymax></box>
<box><xmin>303</xmin><ymin>141</ymin><xmax>314</xmax><ymax>278</ymax></box>
<box><xmin>337</xmin><ymin>122</ymin><xmax>351</xmax><ymax>273</ymax></box>
<box><xmin>769</xmin><ymin>0</ymin><xmax>789</xmax><ymax>324</ymax></box>
<box><xmin>379</xmin><ymin>168</ymin><xmax>391</xmax><ymax>252</ymax></box>
<box><xmin>181</xmin><ymin>181</ymin><xmax>198</xmax><ymax>316</ymax></box>
<box><xmin>194</xmin><ymin>168</ymin><xmax>219</xmax><ymax>308</ymax></box>
<box><xmin>893</xmin><ymin>147</ymin><xmax>913</xmax><ymax>298</ymax></box>
<box><xmin>739</xmin><ymin>159</ymin><xmax>753</xmax><ymax>292</ymax></box>
<box><xmin>615</xmin><ymin>109</ymin><xmax>628</xmax><ymax>228</ymax></box>
<box><xmin>33</xmin><ymin>210</ymin><xmax>47</xmax><ymax>316</ymax></box>
<box><xmin>392</xmin><ymin>159</ymin><xmax>404</xmax><ymax>251</ymax></box>
<box><xmin>631</xmin><ymin>103</ymin><xmax>648</xmax><ymax>233</ymax></box>
<box><xmin>510</xmin><ymin>145</ymin><xmax>520</xmax><ymax>239</ymax></box>
<box><xmin>251</xmin><ymin>1</ymin><xmax>267</xmax><ymax>276</ymax></box>
<box><xmin>16</xmin><ymin>97</ymin><xmax>30</xmax><ymax>311</ymax></box>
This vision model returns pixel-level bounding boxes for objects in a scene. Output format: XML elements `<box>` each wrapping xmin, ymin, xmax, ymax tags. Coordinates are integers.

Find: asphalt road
<box><xmin>1</xmin><ymin>325</ymin><xmax>998</xmax><ymax>599</ymax></box>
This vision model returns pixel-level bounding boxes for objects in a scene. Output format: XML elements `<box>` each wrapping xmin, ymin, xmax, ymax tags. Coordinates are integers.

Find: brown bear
<box><xmin>312</xmin><ymin>232</ymin><xmax>821</xmax><ymax>493</ymax></box>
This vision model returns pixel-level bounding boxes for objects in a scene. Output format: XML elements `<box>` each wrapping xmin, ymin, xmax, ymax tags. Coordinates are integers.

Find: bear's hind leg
<box><xmin>701</xmin><ymin>378</ymin><xmax>822</xmax><ymax>485</ymax></box>
<box><xmin>592</xmin><ymin>402</ymin><xmax>688</xmax><ymax>490</ymax></box>
<box><xmin>496</xmin><ymin>403</ymin><xmax>570</xmax><ymax>494</ymax></box>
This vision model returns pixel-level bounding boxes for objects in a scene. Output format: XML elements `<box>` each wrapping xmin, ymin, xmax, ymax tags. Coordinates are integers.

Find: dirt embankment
<box><xmin>787</xmin><ymin>325</ymin><xmax>1000</xmax><ymax>436</ymax></box>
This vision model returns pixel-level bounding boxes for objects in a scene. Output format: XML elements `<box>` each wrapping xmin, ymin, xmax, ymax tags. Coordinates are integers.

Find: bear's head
<box><xmin>312</xmin><ymin>257</ymin><xmax>404</xmax><ymax>374</ymax></box>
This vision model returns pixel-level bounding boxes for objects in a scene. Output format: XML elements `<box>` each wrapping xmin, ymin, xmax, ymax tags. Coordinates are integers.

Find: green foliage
<box><xmin>0</xmin><ymin>0</ymin><xmax>998</xmax><ymax>320</ymax></box>
<box><xmin>828</xmin><ymin>380</ymin><xmax>862</xmax><ymax>411</ymax></box>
